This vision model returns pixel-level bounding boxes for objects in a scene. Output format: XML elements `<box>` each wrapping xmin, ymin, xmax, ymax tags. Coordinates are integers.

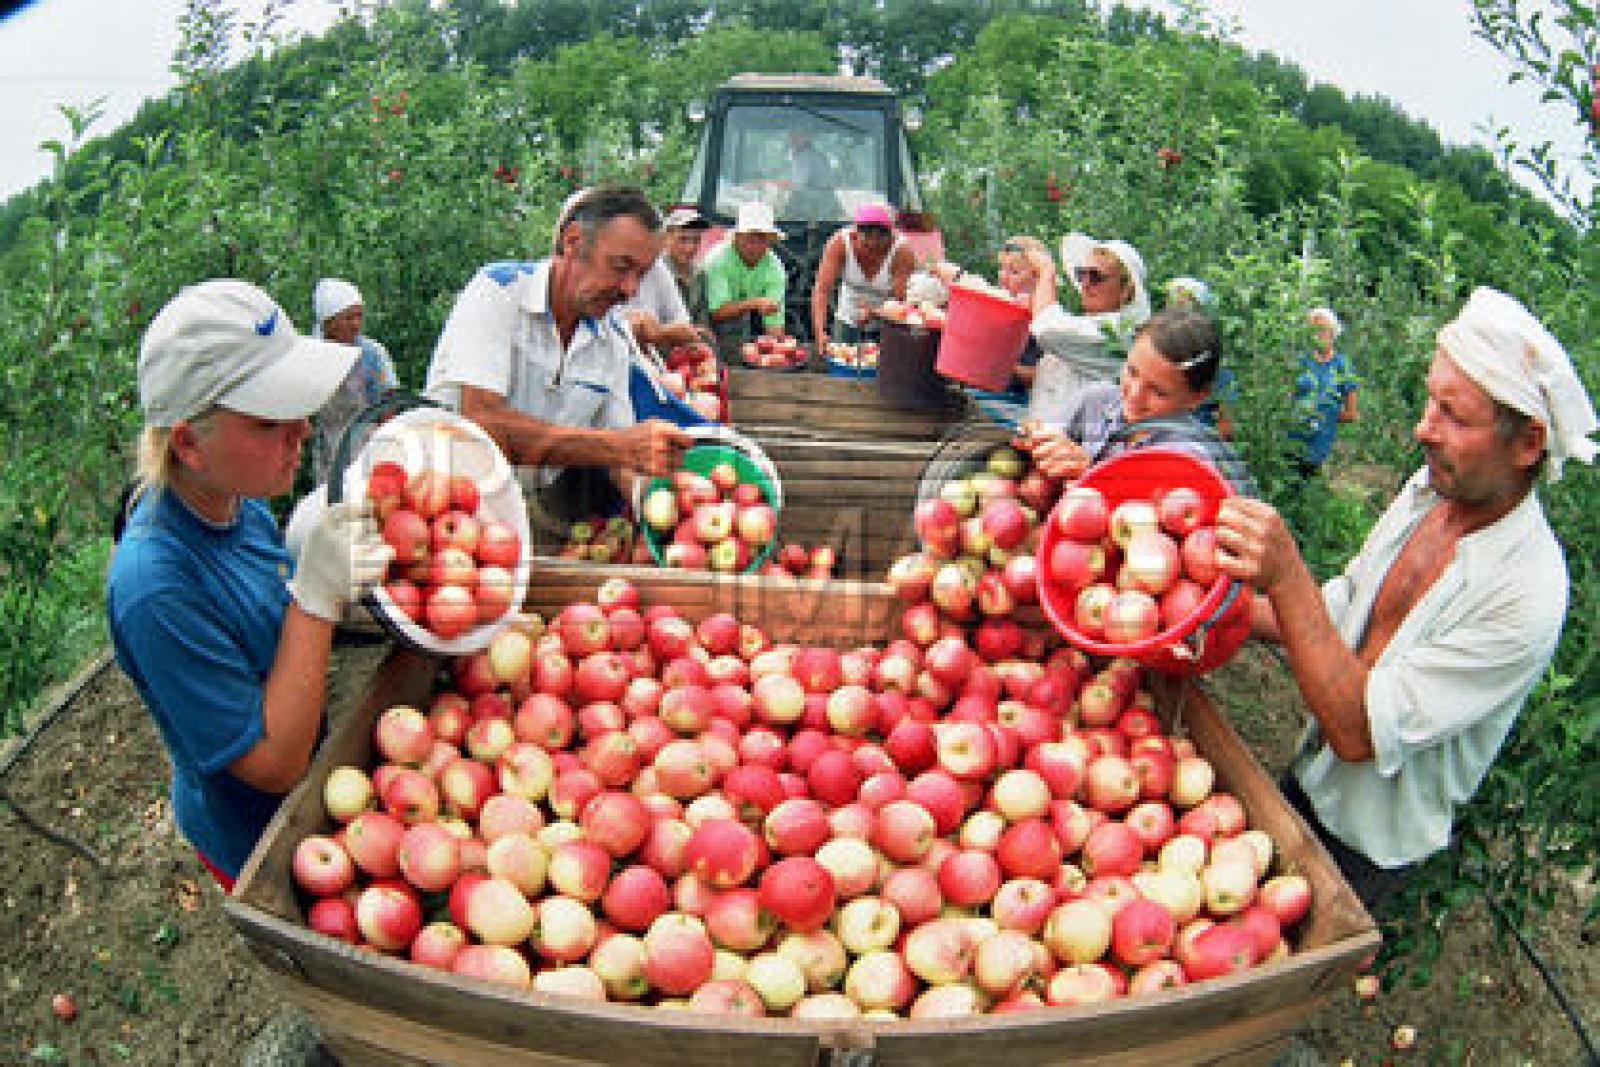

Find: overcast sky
<box><xmin>0</xmin><ymin>0</ymin><xmax>1590</xmax><ymax>205</ymax></box>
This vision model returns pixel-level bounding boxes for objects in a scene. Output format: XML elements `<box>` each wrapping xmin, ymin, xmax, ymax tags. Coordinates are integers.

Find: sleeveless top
<box><xmin>836</xmin><ymin>230</ymin><xmax>903</xmax><ymax>326</ymax></box>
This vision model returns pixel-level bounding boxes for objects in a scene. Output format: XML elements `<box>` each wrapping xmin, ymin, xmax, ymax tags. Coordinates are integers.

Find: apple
<box><xmin>990</xmin><ymin>877</ymin><xmax>1056</xmax><ymax>935</ymax></box>
<box><xmin>1181</xmin><ymin>921</ymin><xmax>1256</xmax><ymax>980</ymax></box>
<box><xmin>902</xmin><ymin>916</ymin><xmax>981</xmax><ymax>986</ymax></box>
<box><xmin>1169</xmin><ymin>755</ymin><xmax>1216</xmax><ymax>808</ymax></box>
<box><xmin>744</xmin><ymin>951</ymin><xmax>807</xmax><ymax>1013</ymax></box>
<box><xmin>292</xmin><ymin>834</ymin><xmax>356</xmax><ymax>897</ymax></box>
<box><xmin>1200</xmin><ymin>859</ymin><xmax>1258</xmax><ymax>916</ymax></box>
<box><xmin>397</xmin><ymin>821</ymin><xmax>462</xmax><ymax>893</ymax></box>
<box><xmin>431</xmin><ymin>509</ymin><xmax>481</xmax><ymax>555</ymax></box>
<box><xmin>938</xmin><ymin>848</ymin><xmax>1002</xmax><ymax>908</ymax></box>
<box><xmin>484</xmin><ymin>832</ymin><xmax>548</xmax><ymax>897</ymax></box>
<box><xmin>813</xmin><ymin>837</ymin><xmax>878</xmax><ymax>900</ymax></box>
<box><xmin>344</xmin><ymin>810</ymin><xmax>406</xmax><ymax>878</ymax></box>
<box><xmin>1109</xmin><ymin>499</ymin><xmax>1160</xmax><ymax>548</ymax></box>
<box><xmin>385</xmin><ymin>579</ymin><xmax>424</xmax><ymax>622</ymax></box>
<box><xmin>872</xmin><ymin>799</ymin><xmax>937</xmax><ymax>864</ymax></box>
<box><xmin>1080</xmin><ymin>820</ymin><xmax>1145</xmax><ymax>879</ymax></box>
<box><xmin>1042</xmin><ymin>898</ymin><xmax>1114</xmax><ymax>965</ymax></box>
<box><xmin>685</xmin><ymin>819</ymin><xmax>767</xmax><ymax>890</ymax></box>
<box><xmin>1110</xmin><ymin>897</ymin><xmax>1177</xmax><ymax>967</ymax></box>
<box><xmin>979</xmin><ymin>498</ymin><xmax>1030</xmax><ymax>551</ymax></box>
<box><xmin>323</xmin><ymin>765</ymin><xmax>375</xmax><ymax>823</ymax></box>
<box><xmin>374</xmin><ymin>705</ymin><xmax>434</xmax><ymax>767</ymax></box>
<box><xmin>425</xmin><ymin>584</ymin><xmax>477</xmax><ymax>639</ymax></box>
<box><xmin>641</xmin><ymin>920</ymin><xmax>716</xmax><ymax>996</ymax></box>
<box><xmin>355</xmin><ymin>882</ymin><xmax>423</xmax><ymax>952</ymax></box>
<box><xmin>380</xmin><ymin>767</ymin><xmax>439</xmax><ymax>824</ymax></box>
<box><xmin>1120</xmin><ymin>530</ymin><xmax>1181</xmax><ymax>597</ymax></box>
<box><xmin>973</xmin><ymin>928</ymin><xmax>1042</xmax><ymax>997</ymax></box>
<box><xmin>382</xmin><ymin>508</ymin><xmax>431</xmax><ymax>563</ymax></box>
<box><xmin>934</xmin><ymin>721</ymin><xmax>997</xmax><ymax>781</ymax></box>
<box><xmin>476</xmin><ymin>518</ymin><xmax>521</xmax><ymax>568</ymax></box>
<box><xmin>834</xmin><ymin>895</ymin><xmax>901</xmax><ymax>955</ymax></box>
<box><xmin>869</xmin><ymin>869</ymin><xmax>936</xmax><ymax>932</ymax></box>
<box><xmin>1180</xmin><ymin>526</ymin><xmax>1220</xmax><ymax>586</ymax></box>
<box><xmin>452</xmin><ymin>943</ymin><xmax>532</xmax><ymax>989</ymax></box>
<box><xmin>1047</xmin><ymin>538</ymin><xmax>1107</xmax><ymax>589</ymax></box>
<box><xmin>1084</xmin><ymin>754</ymin><xmax>1141</xmax><ymax>813</ymax></box>
<box><xmin>843</xmin><ymin>949</ymin><xmax>917</xmax><ymax>1013</ymax></box>
<box><xmin>1073</xmin><ymin>583</ymin><xmax>1117</xmax><ymax>639</ymax></box>
<box><xmin>1053</xmin><ymin>485</ymin><xmax>1109</xmax><ymax>542</ymax></box>
<box><xmin>704</xmin><ymin>887</ymin><xmax>776</xmax><ymax>953</ymax></box>
<box><xmin>995</xmin><ymin>818</ymin><xmax>1063</xmax><ymax>882</ymax></box>
<box><xmin>408</xmin><ymin>920</ymin><xmax>467</xmax><ymax>970</ymax></box>
<box><xmin>1258</xmin><ymin>873</ymin><xmax>1312</xmax><ymax>927</ymax></box>
<box><xmin>1158</xmin><ymin>486</ymin><xmax>1207</xmax><ymax>537</ymax></box>
<box><xmin>532</xmin><ymin>894</ymin><xmax>599</xmax><ymax>963</ymax></box>
<box><xmin>763</xmin><ymin>797</ymin><xmax>831</xmax><ymax>858</ymax></box>
<box><xmin>307</xmin><ymin>896</ymin><xmax>360</xmax><ymax>943</ymax></box>
<box><xmin>548</xmin><ymin>839</ymin><xmax>612</xmax><ymax>901</ymax></box>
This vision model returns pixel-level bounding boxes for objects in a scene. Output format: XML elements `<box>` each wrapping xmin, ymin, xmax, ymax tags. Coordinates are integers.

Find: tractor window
<box><xmin>713</xmin><ymin>103</ymin><xmax>890</xmax><ymax>223</ymax></box>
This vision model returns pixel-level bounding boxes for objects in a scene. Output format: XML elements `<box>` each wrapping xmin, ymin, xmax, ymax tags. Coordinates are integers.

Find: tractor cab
<box><xmin>680</xmin><ymin>73</ymin><xmax>941</xmax><ymax>342</ymax></box>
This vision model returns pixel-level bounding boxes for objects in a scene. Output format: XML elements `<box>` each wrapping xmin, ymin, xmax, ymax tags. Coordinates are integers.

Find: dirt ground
<box><xmin>2</xmin><ymin>637</ymin><xmax>1594</xmax><ymax>1066</ymax></box>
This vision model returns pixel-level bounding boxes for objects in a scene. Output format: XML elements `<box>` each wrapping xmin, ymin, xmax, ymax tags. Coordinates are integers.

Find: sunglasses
<box><xmin>1075</xmin><ymin>267</ymin><xmax>1114</xmax><ymax>285</ymax></box>
<box><xmin>999</xmin><ymin>241</ymin><xmax>1024</xmax><ymax>253</ymax></box>
<box><xmin>858</xmin><ymin>224</ymin><xmax>892</xmax><ymax>238</ymax></box>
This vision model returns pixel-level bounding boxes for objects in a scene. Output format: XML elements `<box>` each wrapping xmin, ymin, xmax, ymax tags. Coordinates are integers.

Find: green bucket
<box><xmin>639</xmin><ymin>441</ymin><xmax>782</xmax><ymax>574</ymax></box>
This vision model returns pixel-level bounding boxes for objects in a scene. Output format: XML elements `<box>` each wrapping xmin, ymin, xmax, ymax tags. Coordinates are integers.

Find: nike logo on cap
<box><xmin>255</xmin><ymin>310</ymin><xmax>279</xmax><ymax>336</ymax></box>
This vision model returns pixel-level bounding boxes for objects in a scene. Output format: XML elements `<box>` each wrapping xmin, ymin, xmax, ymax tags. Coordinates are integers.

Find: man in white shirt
<box><xmin>1214</xmin><ymin>288</ymin><xmax>1597</xmax><ymax>910</ymax></box>
<box><xmin>426</xmin><ymin>185</ymin><xmax>690</xmax><ymax>514</ymax></box>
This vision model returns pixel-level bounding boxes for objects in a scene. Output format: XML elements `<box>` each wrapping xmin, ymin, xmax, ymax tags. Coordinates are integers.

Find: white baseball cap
<box><xmin>733</xmin><ymin>201</ymin><xmax>781</xmax><ymax>237</ymax></box>
<box><xmin>139</xmin><ymin>279</ymin><xmax>357</xmax><ymax>425</ymax></box>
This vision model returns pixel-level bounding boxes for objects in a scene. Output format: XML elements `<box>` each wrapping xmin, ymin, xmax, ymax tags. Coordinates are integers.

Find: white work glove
<box><xmin>287</xmin><ymin>501</ymin><xmax>393</xmax><ymax>623</ymax></box>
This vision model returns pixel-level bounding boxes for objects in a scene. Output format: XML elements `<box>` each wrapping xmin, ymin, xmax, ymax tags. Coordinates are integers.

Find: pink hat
<box><xmin>853</xmin><ymin>203</ymin><xmax>894</xmax><ymax>228</ymax></box>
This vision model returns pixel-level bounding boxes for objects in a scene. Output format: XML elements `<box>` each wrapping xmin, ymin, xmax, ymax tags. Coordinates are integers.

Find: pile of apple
<box><xmin>639</xmin><ymin>460</ymin><xmax>777</xmax><ymax>573</ymax></box>
<box><xmin>660</xmin><ymin>343</ymin><xmax>727</xmax><ymax>423</ymax></box>
<box><xmin>875</xmin><ymin>299</ymin><xmax>946</xmax><ymax>330</ymax></box>
<box><xmin>888</xmin><ymin>444</ymin><xmax>1064</xmax><ymax>628</ymax></box>
<box><xmin>371</xmin><ymin>461</ymin><xmax>522</xmax><ymax>640</ymax></box>
<box><xmin>756</xmin><ymin>543</ymin><xmax>839</xmax><ymax>581</ymax></box>
<box><xmin>739</xmin><ymin>334</ymin><xmax>808</xmax><ymax>370</ymax></box>
<box><xmin>822</xmin><ymin>342</ymin><xmax>879</xmax><ymax>370</ymax></box>
<box><xmin>1041</xmin><ymin>485</ymin><xmax>1220</xmax><ymax>647</ymax></box>
<box><xmin>556</xmin><ymin>516</ymin><xmax>640</xmax><ymax>565</ymax></box>
<box><xmin>289</xmin><ymin>570</ymin><xmax>1311</xmax><ymax>1018</ymax></box>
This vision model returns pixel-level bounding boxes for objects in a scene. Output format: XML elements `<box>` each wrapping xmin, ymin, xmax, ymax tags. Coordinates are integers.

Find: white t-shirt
<box><xmin>624</xmin><ymin>256</ymin><xmax>690</xmax><ymax>327</ymax></box>
<box><xmin>1294</xmin><ymin>470</ymin><xmax>1568</xmax><ymax>867</ymax></box>
<box><xmin>835</xmin><ymin>230</ymin><xmax>903</xmax><ymax>327</ymax></box>
<box><xmin>425</xmin><ymin>259</ymin><xmax>636</xmax><ymax>482</ymax></box>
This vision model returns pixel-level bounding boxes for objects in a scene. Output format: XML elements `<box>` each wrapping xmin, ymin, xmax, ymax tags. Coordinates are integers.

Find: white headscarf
<box><xmin>1437</xmin><ymin>287</ymin><xmax>1597</xmax><ymax>482</ymax></box>
<box><xmin>1308</xmin><ymin>306</ymin><xmax>1343</xmax><ymax>338</ymax></box>
<box><xmin>312</xmin><ymin>278</ymin><xmax>363</xmax><ymax>337</ymax></box>
<box><xmin>1059</xmin><ymin>232</ymin><xmax>1152</xmax><ymax>341</ymax></box>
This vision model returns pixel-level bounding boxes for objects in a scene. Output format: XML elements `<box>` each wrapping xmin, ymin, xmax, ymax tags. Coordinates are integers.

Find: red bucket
<box><xmin>1035</xmin><ymin>447</ymin><xmax>1251</xmax><ymax>675</ymax></box>
<box><xmin>935</xmin><ymin>283</ymin><xmax>1031</xmax><ymax>391</ymax></box>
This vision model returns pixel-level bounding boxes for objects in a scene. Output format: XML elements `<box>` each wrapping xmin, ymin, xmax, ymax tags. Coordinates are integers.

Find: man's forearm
<box><xmin>469</xmin><ymin>403</ymin><xmax>619</xmax><ymax>470</ymax></box>
<box><xmin>1264</xmin><ymin>565</ymin><xmax>1374</xmax><ymax>761</ymax></box>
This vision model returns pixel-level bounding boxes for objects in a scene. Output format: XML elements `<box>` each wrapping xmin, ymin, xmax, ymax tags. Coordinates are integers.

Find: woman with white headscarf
<box><xmin>1019</xmin><ymin>231</ymin><xmax>1152</xmax><ymax>421</ymax></box>
<box><xmin>308</xmin><ymin>278</ymin><xmax>399</xmax><ymax>482</ymax></box>
<box><xmin>1211</xmin><ymin>287</ymin><xmax>1596</xmax><ymax>910</ymax></box>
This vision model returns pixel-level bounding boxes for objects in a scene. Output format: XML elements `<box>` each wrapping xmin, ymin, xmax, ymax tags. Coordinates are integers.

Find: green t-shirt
<box><xmin>701</xmin><ymin>241</ymin><xmax>786</xmax><ymax>329</ymax></box>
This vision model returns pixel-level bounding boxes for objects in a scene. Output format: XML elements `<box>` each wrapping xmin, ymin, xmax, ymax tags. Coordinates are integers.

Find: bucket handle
<box><xmin>324</xmin><ymin>390</ymin><xmax>443</xmax><ymax>506</ymax></box>
<box><xmin>1170</xmin><ymin>579</ymin><xmax>1243</xmax><ymax>663</ymax></box>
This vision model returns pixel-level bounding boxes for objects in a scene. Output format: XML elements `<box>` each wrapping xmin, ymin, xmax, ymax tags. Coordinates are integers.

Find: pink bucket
<box><xmin>935</xmin><ymin>284</ymin><xmax>1032</xmax><ymax>392</ymax></box>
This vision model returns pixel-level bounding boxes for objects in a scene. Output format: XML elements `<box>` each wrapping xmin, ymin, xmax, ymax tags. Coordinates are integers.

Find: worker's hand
<box><xmin>751</xmin><ymin>297</ymin><xmax>780</xmax><ymax>318</ymax></box>
<box><xmin>1025</xmin><ymin>427</ymin><xmax>1089</xmax><ymax>481</ymax></box>
<box><xmin>287</xmin><ymin>501</ymin><xmax>393</xmax><ymax>623</ymax></box>
<box><xmin>1213</xmin><ymin>497</ymin><xmax>1299</xmax><ymax>594</ymax></box>
<box><xmin>617</xmin><ymin>419</ymin><xmax>692</xmax><ymax>477</ymax></box>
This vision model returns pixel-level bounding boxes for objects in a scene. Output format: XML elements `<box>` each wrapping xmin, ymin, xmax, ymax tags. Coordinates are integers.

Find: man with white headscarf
<box><xmin>1212</xmin><ymin>288</ymin><xmax>1596</xmax><ymax>910</ymax></box>
<box><xmin>1021</xmin><ymin>231</ymin><xmax>1152</xmax><ymax>421</ymax></box>
<box><xmin>308</xmin><ymin>277</ymin><xmax>399</xmax><ymax>482</ymax></box>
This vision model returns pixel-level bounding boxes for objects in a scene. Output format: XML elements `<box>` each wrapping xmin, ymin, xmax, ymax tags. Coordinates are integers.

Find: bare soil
<box><xmin>2</xmin><ymin>638</ymin><xmax>1594</xmax><ymax>1065</ymax></box>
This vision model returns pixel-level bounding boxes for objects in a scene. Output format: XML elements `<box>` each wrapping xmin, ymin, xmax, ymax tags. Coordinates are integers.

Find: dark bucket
<box><xmin>876</xmin><ymin>321</ymin><xmax>954</xmax><ymax>411</ymax></box>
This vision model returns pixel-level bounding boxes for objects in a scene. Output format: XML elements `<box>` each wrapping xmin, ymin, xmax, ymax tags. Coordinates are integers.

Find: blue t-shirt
<box><xmin>1289</xmin><ymin>350</ymin><xmax>1358</xmax><ymax>467</ymax></box>
<box><xmin>106</xmin><ymin>489</ymin><xmax>301</xmax><ymax>878</ymax></box>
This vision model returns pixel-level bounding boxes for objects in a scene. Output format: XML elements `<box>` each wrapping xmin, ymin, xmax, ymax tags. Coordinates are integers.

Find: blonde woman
<box><xmin>107</xmin><ymin>280</ymin><xmax>390</xmax><ymax>888</ymax></box>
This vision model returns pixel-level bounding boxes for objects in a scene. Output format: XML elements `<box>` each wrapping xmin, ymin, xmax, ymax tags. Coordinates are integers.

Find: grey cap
<box><xmin>139</xmin><ymin>279</ymin><xmax>357</xmax><ymax>425</ymax></box>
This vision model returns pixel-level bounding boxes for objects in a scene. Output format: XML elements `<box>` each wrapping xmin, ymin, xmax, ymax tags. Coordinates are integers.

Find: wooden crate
<box><xmin>229</xmin><ymin>569</ymin><xmax>1378</xmax><ymax>1067</ymax></box>
<box><xmin>726</xmin><ymin>367</ymin><xmax>972</xmax><ymax>442</ymax></box>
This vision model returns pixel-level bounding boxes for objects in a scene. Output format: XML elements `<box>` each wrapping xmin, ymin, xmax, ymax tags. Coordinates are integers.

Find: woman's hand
<box><xmin>1023</xmin><ymin>426</ymin><xmax>1089</xmax><ymax>481</ymax></box>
